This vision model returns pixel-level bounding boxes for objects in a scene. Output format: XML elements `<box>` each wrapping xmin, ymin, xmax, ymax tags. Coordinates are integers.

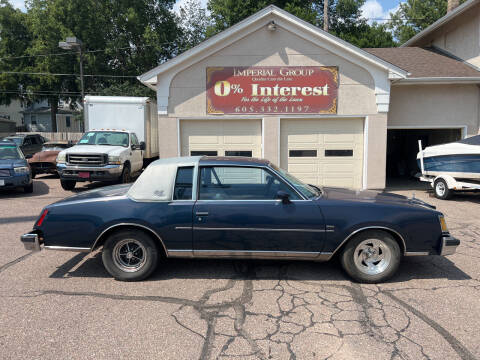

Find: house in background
<box><xmin>22</xmin><ymin>99</ymin><xmax>81</xmax><ymax>132</ymax></box>
<box><xmin>0</xmin><ymin>99</ymin><xmax>25</xmax><ymax>129</ymax></box>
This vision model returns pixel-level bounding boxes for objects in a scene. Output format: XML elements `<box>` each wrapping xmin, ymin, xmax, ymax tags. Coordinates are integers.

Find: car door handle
<box><xmin>196</xmin><ymin>212</ymin><xmax>209</xmax><ymax>216</ymax></box>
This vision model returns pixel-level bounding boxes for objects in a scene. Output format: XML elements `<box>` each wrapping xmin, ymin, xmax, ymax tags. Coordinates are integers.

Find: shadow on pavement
<box><xmin>0</xmin><ymin>179</ymin><xmax>50</xmax><ymax>199</ymax></box>
<box><xmin>50</xmin><ymin>251</ymin><xmax>471</xmax><ymax>283</ymax></box>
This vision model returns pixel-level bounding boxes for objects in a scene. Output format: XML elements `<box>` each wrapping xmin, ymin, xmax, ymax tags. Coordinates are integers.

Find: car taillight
<box><xmin>36</xmin><ymin>209</ymin><xmax>49</xmax><ymax>227</ymax></box>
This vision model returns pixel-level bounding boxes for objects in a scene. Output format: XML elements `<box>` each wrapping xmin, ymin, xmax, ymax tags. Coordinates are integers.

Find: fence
<box><xmin>16</xmin><ymin>132</ymin><xmax>83</xmax><ymax>141</ymax></box>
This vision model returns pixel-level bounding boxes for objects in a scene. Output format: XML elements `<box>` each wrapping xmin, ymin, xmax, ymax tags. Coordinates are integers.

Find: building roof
<box><xmin>363</xmin><ymin>47</ymin><xmax>480</xmax><ymax>81</ymax></box>
<box><xmin>402</xmin><ymin>0</ymin><xmax>479</xmax><ymax>47</ymax></box>
<box><xmin>138</xmin><ymin>5</ymin><xmax>407</xmax><ymax>88</ymax></box>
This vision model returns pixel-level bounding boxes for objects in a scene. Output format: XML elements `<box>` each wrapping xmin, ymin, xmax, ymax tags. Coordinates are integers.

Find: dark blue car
<box><xmin>21</xmin><ymin>156</ymin><xmax>459</xmax><ymax>283</ymax></box>
<box><xmin>0</xmin><ymin>139</ymin><xmax>33</xmax><ymax>193</ymax></box>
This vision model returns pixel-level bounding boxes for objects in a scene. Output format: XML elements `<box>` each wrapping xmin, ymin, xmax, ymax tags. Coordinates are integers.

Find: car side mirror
<box><xmin>277</xmin><ymin>190</ymin><xmax>291</xmax><ymax>204</ymax></box>
<box><xmin>139</xmin><ymin>141</ymin><xmax>146</xmax><ymax>150</ymax></box>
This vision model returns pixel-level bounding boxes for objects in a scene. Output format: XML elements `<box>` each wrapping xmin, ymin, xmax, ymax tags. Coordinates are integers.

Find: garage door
<box><xmin>181</xmin><ymin>120</ymin><xmax>262</xmax><ymax>158</ymax></box>
<box><xmin>281</xmin><ymin>118</ymin><xmax>364</xmax><ymax>189</ymax></box>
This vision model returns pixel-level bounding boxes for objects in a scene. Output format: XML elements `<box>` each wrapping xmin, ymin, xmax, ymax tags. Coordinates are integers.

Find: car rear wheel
<box><xmin>60</xmin><ymin>179</ymin><xmax>76</xmax><ymax>191</ymax></box>
<box><xmin>340</xmin><ymin>230</ymin><xmax>401</xmax><ymax>283</ymax></box>
<box><xmin>434</xmin><ymin>178</ymin><xmax>452</xmax><ymax>200</ymax></box>
<box><xmin>102</xmin><ymin>230</ymin><xmax>158</xmax><ymax>281</ymax></box>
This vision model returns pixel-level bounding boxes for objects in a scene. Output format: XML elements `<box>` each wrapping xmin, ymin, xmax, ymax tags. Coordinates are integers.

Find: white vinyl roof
<box><xmin>127</xmin><ymin>157</ymin><xmax>201</xmax><ymax>201</ymax></box>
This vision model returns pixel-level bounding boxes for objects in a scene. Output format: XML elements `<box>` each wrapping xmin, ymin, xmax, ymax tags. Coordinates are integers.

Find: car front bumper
<box><xmin>439</xmin><ymin>235</ymin><xmax>460</xmax><ymax>256</ymax></box>
<box><xmin>0</xmin><ymin>173</ymin><xmax>32</xmax><ymax>189</ymax></box>
<box><xmin>57</xmin><ymin>163</ymin><xmax>123</xmax><ymax>182</ymax></box>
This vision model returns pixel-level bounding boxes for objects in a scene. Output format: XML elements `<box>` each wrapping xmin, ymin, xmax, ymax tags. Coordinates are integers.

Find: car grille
<box><xmin>67</xmin><ymin>154</ymin><xmax>107</xmax><ymax>166</ymax></box>
<box><xmin>0</xmin><ymin>169</ymin><xmax>11</xmax><ymax>177</ymax></box>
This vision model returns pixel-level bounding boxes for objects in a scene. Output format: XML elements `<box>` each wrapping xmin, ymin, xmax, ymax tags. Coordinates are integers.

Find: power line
<box><xmin>1</xmin><ymin>71</ymin><xmax>138</xmax><ymax>78</ymax></box>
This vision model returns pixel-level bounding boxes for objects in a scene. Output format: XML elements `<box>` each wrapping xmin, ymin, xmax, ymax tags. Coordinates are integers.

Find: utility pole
<box><xmin>323</xmin><ymin>0</ymin><xmax>329</xmax><ymax>32</ymax></box>
<box><xmin>59</xmin><ymin>36</ymin><xmax>86</xmax><ymax>130</ymax></box>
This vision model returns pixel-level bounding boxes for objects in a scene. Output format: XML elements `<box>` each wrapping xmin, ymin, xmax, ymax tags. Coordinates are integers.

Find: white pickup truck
<box><xmin>56</xmin><ymin>96</ymin><xmax>158</xmax><ymax>190</ymax></box>
<box><xmin>56</xmin><ymin>129</ymin><xmax>145</xmax><ymax>190</ymax></box>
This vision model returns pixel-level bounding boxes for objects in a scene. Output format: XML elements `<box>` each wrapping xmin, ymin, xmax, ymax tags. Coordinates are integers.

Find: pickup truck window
<box><xmin>78</xmin><ymin>131</ymin><xmax>129</xmax><ymax>147</ymax></box>
<box><xmin>199</xmin><ymin>166</ymin><xmax>300</xmax><ymax>201</ymax></box>
<box><xmin>131</xmin><ymin>133</ymin><xmax>139</xmax><ymax>146</ymax></box>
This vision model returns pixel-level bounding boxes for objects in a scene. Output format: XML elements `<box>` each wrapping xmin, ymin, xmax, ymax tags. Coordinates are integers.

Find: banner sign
<box><xmin>206</xmin><ymin>66</ymin><xmax>338</xmax><ymax>115</ymax></box>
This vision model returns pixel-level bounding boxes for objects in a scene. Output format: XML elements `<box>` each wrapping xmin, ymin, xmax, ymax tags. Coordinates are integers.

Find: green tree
<box><xmin>177</xmin><ymin>0</ymin><xmax>212</xmax><ymax>50</ymax></box>
<box><xmin>206</xmin><ymin>0</ymin><xmax>395</xmax><ymax>47</ymax></box>
<box><xmin>389</xmin><ymin>0</ymin><xmax>467</xmax><ymax>44</ymax></box>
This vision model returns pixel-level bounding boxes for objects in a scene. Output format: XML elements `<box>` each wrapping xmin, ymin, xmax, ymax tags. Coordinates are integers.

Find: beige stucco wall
<box><xmin>167</xmin><ymin>26</ymin><xmax>378</xmax><ymax>117</ymax></box>
<box><xmin>414</xmin><ymin>4</ymin><xmax>480</xmax><ymax>68</ymax></box>
<box><xmin>388</xmin><ymin>84</ymin><xmax>480</xmax><ymax>136</ymax></box>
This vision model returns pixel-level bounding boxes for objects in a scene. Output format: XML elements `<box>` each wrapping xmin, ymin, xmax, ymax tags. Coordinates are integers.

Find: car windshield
<box><xmin>5</xmin><ymin>137</ymin><xmax>22</xmax><ymax>146</ymax></box>
<box><xmin>270</xmin><ymin>164</ymin><xmax>321</xmax><ymax>199</ymax></box>
<box><xmin>0</xmin><ymin>145</ymin><xmax>23</xmax><ymax>160</ymax></box>
<box><xmin>42</xmin><ymin>144</ymin><xmax>68</xmax><ymax>151</ymax></box>
<box><xmin>77</xmin><ymin>131</ymin><xmax>129</xmax><ymax>147</ymax></box>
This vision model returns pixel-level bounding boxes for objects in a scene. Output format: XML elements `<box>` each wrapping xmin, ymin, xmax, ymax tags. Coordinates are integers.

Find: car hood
<box><xmin>62</xmin><ymin>145</ymin><xmax>127</xmax><ymax>155</ymax></box>
<box><xmin>0</xmin><ymin>159</ymin><xmax>28</xmax><ymax>169</ymax></box>
<box><xmin>51</xmin><ymin>183</ymin><xmax>132</xmax><ymax>206</ymax></box>
<box><xmin>28</xmin><ymin>150</ymin><xmax>60</xmax><ymax>164</ymax></box>
<box><xmin>322</xmin><ymin>187</ymin><xmax>435</xmax><ymax>209</ymax></box>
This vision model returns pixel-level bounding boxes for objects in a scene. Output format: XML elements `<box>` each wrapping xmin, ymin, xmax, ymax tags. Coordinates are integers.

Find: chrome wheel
<box><xmin>436</xmin><ymin>181</ymin><xmax>446</xmax><ymax>197</ymax></box>
<box><xmin>353</xmin><ymin>239</ymin><xmax>392</xmax><ymax>275</ymax></box>
<box><xmin>113</xmin><ymin>239</ymin><xmax>147</xmax><ymax>272</ymax></box>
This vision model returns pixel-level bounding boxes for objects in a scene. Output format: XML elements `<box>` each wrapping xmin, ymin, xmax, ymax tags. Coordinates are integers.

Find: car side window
<box><xmin>173</xmin><ymin>166</ymin><xmax>194</xmax><ymax>200</ymax></box>
<box><xmin>23</xmin><ymin>138</ymin><xmax>31</xmax><ymax>146</ymax></box>
<box><xmin>199</xmin><ymin>166</ymin><xmax>300</xmax><ymax>201</ymax></box>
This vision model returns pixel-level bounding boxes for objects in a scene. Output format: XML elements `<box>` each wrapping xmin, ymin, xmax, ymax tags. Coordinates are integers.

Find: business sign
<box><xmin>206</xmin><ymin>66</ymin><xmax>338</xmax><ymax>115</ymax></box>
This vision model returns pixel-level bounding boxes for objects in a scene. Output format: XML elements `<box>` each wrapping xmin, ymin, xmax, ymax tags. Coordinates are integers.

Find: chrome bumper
<box><xmin>21</xmin><ymin>233</ymin><xmax>41</xmax><ymax>252</ymax></box>
<box><xmin>440</xmin><ymin>235</ymin><xmax>460</xmax><ymax>256</ymax></box>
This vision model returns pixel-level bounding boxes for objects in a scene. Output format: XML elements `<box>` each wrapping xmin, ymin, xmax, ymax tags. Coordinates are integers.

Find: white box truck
<box><xmin>56</xmin><ymin>96</ymin><xmax>159</xmax><ymax>190</ymax></box>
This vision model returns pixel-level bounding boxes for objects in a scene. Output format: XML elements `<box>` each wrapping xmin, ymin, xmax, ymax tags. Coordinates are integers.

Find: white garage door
<box><xmin>181</xmin><ymin>120</ymin><xmax>262</xmax><ymax>158</ymax></box>
<box><xmin>281</xmin><ymin>118</ymin><xmax>364</xmax><ymax>189</ymax></box>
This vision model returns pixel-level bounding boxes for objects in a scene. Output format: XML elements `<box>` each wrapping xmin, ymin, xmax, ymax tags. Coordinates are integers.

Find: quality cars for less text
<box><xmin>21</xmin><ymin>156</ymin><xmax>459</xmax><ymax>283</ymax></box>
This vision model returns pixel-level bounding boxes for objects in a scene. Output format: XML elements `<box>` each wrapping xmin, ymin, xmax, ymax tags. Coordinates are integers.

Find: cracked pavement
<box><xmin>0</xmin><ymin>177</ymin><xmax>479</xmax><ymax>359</ymax></box>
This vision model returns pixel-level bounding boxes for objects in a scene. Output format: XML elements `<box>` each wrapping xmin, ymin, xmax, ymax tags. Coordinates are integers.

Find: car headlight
<box><xmin>439</xmin><ymin>215</ymin><xmax>449</xmax><ymax>233</ymax></box>
<box><xmin>57</xmin><ymin>153</ymin><xmax>66</xmax><ymax>163</ymax></box>
<box><xmin>108</xmin><ymin>155</ymin><xmax>122</xmax><ymax>165</ymax></box>
<box><xmin>14</xmin><ymin>166</ymin><xmax>30</xmax><ymax>175</ymax></box>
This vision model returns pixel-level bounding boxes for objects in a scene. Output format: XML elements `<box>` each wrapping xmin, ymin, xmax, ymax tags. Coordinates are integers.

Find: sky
<box><xmin>9</xmin><ymin>0</ymin><xmax>404</xmax><ymax>21</ymax></box>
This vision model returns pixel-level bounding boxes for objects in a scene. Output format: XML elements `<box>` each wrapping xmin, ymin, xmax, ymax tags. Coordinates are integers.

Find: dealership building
<box><xmin>139</xmin><ymin>2</ymin><xmax>480</xmax><ymax>190</ymax></box>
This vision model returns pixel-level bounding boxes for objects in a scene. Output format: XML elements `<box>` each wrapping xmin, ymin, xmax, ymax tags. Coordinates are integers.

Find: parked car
<box><xmin>28</xmin><ymin>141</ymin><xmax>73</xmax><ymax>178</ymax></box>
<box><xmin>0</xmin><ymin>139</ymin><xmax>33</xmax><ymax>193</ymax></box>
<box><xmin>21</xmin><ymin>156</ymin><xmax>459</xmax><ymax>283</ymax></box>
<box><xmin>56</xmin><ymin>129</ymin><xmax>145</xmax><ymax>191</ymax></box>
<box><xmin>3</xmin><ymin>134</ymin><xmax>47</xmax><ymax>158</ymax></box>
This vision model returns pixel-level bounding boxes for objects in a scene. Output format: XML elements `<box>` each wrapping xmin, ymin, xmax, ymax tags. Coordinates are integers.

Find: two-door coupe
<box><xmin>21</xmin><ymin>156</ymin><xmax>459</xmax><ymax>283</ymax></box>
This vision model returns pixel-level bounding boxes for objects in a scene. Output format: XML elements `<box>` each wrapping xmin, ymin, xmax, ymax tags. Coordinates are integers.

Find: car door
<box><xmin>130</xmin><ymin>133</ymin><xmax>143</xmax><ymax>172</ymax></box>
<box><xmin>192</xmin><ymin>166</ymin><xmax>326</xmax><ymax>256</ymax></box>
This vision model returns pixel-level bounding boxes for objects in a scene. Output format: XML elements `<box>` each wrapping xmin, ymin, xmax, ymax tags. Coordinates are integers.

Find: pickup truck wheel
<box><xmin>102</xmin><ymin>230</ymin><xmax>158</xmax><ymax>281</ymax></box>
<box><xmin>120</xmin><ymin>164</ymin><xmax>131</xmax><ymax>184</ymax></box>
<box><xmin>340</xmin><ymin>230</ymin><xmax>401</xmax><ymax>283</ymax></box>
<box><xmin>434</xmin><ymin>179</ymin><xmax>452</xmax><ymax>200</ymax></box>
<box><xmin>60</xmin><ymin>180</ymin><xmax>76</xmax><ymax>191</ymax></box>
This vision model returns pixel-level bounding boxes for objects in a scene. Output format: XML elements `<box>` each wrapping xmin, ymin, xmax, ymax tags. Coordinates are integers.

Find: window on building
<box><xmin>225</xmin><ymin>150</ymin><xmax>253</xmax><ymax>157</ymax></box>
<box><xmin>31</xmin><ymin>115</ymin><xmax>37</xmax><ymax>125</ymax></box>
<box><xmin>66</xmin><ymin>116</ymin><xmax>71</xmax><ymax>128</ymax></box>
<box><xmin>173</xmin><ymin>166</ymin><xmax>194</xmax><ymax>200</ymax></box>
<box><xmin>325</xmin><ymin>150</ymin><xmax>353</xmax><ymax>157</ymax></box>
<box><xmin>289</xmin><ymin>150</ymin><xmax>317</xmax><ymax>157</ymax></box>
<box><xmin>191</xmin><ymin>150</ymin><xmax>217</xmax><ymax>156</ymax></box>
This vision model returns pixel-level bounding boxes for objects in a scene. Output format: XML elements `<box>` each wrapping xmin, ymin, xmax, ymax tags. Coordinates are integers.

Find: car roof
<box><xmin>199</xmin><ymin>156</ymin><xmax>270</xmax><ymax>167</ymax></box>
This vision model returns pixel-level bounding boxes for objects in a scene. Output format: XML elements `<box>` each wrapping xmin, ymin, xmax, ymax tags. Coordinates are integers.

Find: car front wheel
<box><xmin>340</xmin><ymin>230</ymin><xmax>401</xmax><ymax>283</ymax></box>
<box><xmin>102</xmin><ymin>230</ymin><xmax>159</xmax><ymax>281</ymax></box>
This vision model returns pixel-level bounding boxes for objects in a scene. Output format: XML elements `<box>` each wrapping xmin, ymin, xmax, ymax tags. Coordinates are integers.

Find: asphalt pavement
<box><xmin>0</xmin><ymin>175</ymin><xmax>479</xmax><ymax>359</ymax></box>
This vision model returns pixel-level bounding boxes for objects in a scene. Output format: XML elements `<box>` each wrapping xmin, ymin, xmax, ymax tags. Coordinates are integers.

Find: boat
<box><xmin>417</xmin><ymin>135</ymin><xmax>480</xmax><ymax>180</ymax></box>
